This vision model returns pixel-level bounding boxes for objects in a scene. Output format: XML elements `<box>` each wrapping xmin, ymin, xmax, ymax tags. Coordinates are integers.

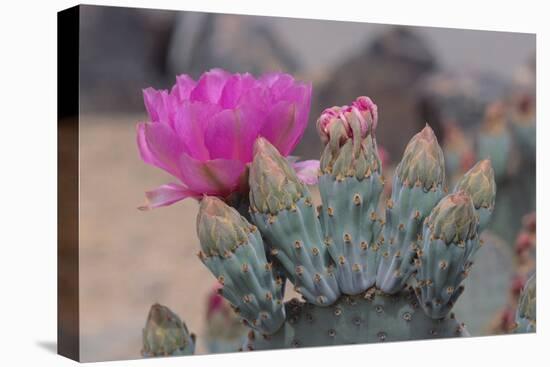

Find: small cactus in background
<box><xmin>476</xmin><ymin>102</ymin><xmax>512</xmax><ymax>181</ymax></box>
<box><xmin>515</xmin><ymin>274</ymin><xmax>536</xmax><ymax>333</ymax></box>
<box><xmin>141</xmin><ymin>304</ymin><xmax>196</xmax><ymax>357</ymax></box>
<box><xmin>442</xmin><ymin>123</ymin><xmax>475</xmax><ymax>183</ymax></box>
<box><xmin>509</xmin><ymin>94</ymin><xmax>536</xmax><ymax>161</ymax></box>
<box><xmin>490</xmin><ymin>212</ymin><xmax>536</xmax><ymax>334</ymax></box>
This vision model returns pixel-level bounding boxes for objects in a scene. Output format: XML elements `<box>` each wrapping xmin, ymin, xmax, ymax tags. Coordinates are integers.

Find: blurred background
<box><xmin>71</xmin><ymin>4</ymin><xmax>535</xmax><ymax>362</ymax></box>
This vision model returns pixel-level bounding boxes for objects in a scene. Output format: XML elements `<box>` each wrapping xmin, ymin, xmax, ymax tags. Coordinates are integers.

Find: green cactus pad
<box><xmin>197</xmin><ymin>197</ymin><xmax>286</xmax><ymax>334</ymax></box>
<box><xmin>415</xmin><ymin>192</ymin><xmax>481</xmax><ymax>319</ymax></box>
<box><xmin>244</xmin><ymin>288</ymin><xmax>468</xmax><ymax>350</ymax></box>
<box><xmin>376</xmin><ymin>125</ymin><xmax>445</xmax><ymax>294</ymax></box>
<box><xmin>252</xmin><ymin>196</ymin><xmax>341</xmax><ymax>306</ymax></box>
<box><xmin>318</xmin><ymin>172</ymin><xmax>384</xmax><ymax>295</ymax></box>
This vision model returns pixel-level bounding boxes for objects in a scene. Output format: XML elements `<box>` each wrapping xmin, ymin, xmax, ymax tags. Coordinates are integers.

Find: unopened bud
<box><xmin>316</xmin><ymin>96</ymin><xmax>378</xmax><ymax>146</ymax></box>
<box><xmin>197</xmin><ymin>196</ymin><xmax>252</xmax><ymax>256</ymax></box>
<box><xmin>249</xmin><ymin>137</ymin><xmax>306</xmax><ymax>214</ymax></box>
<box><xmin>426</xmin><ymin>191</ymin><xmax>477</xmax><ymax>244</ymax></box>
<box><xmin>142</xmin><ymin>303</ymin><xmax>195</xmax><ymax>357</ymax></box>
<box><xmin>396</xmin><ymin>125</ymin><xmax>445</xmax><ymax>190</ymax></box>
<box><xmin>455</xmin><ymin>159</ymin><xmax>496</xmax><ymax>210</ymax></box>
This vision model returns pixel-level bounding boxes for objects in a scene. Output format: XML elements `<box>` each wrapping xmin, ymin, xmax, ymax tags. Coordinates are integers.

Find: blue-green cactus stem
<box><xmin>249</xmin><ymin>138</ymin><xmax>341</xmax><ymax>306</ymax></box>
<box><xmin>197</xmin><ymin>196</ymin><xmax>285</xmax><ymax>334</ymax></box>
<box><xmin>318</xmin><ymin>108</ymin><xmax>384</xmax><ymax>295</ymax></box>
<box><xmin>454</xmin><ymin>159</ymin><xmax>496</xmax><ymax>231</ymax></box>
<box><xmin>376</xmin><ymin>125</ymin><xmax>446</xmax><ymax>294</ymax></box>
<box><xmin>515</xmin><ymin>274</ymin><xmax>536</xmax><ymax>333</ymax></box>
<box><xmin>244</xmin><ymin>288</ymin><xmax>468</xmax><ymax>350</ymax></box>
<box><xmin>415</xmin><ymin>191</ymin><xmax>480</xmax><ymax>319</ymax></box>
<box><xmin>142</xmin><ymin>303</ymin><xmax>196</xmax><ymax>357</ymax></box>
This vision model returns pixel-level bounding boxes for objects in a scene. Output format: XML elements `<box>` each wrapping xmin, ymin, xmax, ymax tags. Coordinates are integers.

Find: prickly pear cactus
<box><xmin>196</xmin><ymin>96</ymin><xmax>497</xmax><ymax>351</ymax></box>
<box><xmin>141</xmin><ymin>304</ymin><xmax>196</xmax><ymax>357</ymax></box>
<box><xmin>476</xmin><ymin>102</ymin><xmax>512</xmax><ymax>182</ymax></box>
<box><xmin>515</xmin><ymin>274</ymin><xmax>536</xmax><ymax>333</ymax></box>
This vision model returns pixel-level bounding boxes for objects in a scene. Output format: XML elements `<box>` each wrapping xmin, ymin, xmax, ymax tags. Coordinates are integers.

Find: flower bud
<box><xmin>396</xmin><ymin>125</ymin><xmax>445</xmax><ymax>190</ymax></box>
<box><xmin>316</xmin><ymin>96</ymin><xmax>377</xmax><ymax>146</ymax></box>
<box><xmin>197</xmin><ymin>196</ymin><xmax>253</xmax><ymax>256</ymax></box>
<box><xmin>455</xmin><ymin>159</ymin><xmax>496</xmax><ymax>210</ymax></box>
<box><xmin>353</xmin><ymin>96</ymin><xmax>378</xmax><ymax>133</ymax></box>
<box><xmin>249</xmin><ymin>137</ymin><xmax>307</xmax><ymax>214</ymax></box>
<box><xmin>426</xmin><ymin>191</ymin><xmax>477</xmax><ymax>244</ymax></box>
<box><xmin>317</xmin><ymin>97</ymin><xmax>381</xmax><ymax>180</ymax></box>
<box><xmin>142</xmin><ymin>303</ymin><xmax>195</xmax><ymax>357</ymax></box>
<box><xmin>317</xmin><ymin>106</ymin><xmax>344</xmax><ymax>145</ymax></box>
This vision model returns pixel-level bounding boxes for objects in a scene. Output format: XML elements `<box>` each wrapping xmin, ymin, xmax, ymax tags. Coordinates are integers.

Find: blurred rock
<box><xmin>79</xmin><ymin>5</ymin><xmax>176</xmax><ymax>113</ymax></box>
<box><xmin>419</xmin><ymin>71</ymin><xmax>511</xmax><ymax>132</ymax></box>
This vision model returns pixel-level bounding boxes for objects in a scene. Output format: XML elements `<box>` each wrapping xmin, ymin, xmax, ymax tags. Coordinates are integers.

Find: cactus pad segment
<box><xmin>197</xmin><ymin>196</ymin><xmax>286</xmax><ymax>334</ymax></box>
<box><xmin>250</xmin><ymin>138</ymin><xmax>340</xmax><ymax>306</ymax></box>
<box><xmin>415</xmin><ymin>192</ymin><xmax>481</xmax><ymax>319</ymax></box>
<box><xmin>244</xmin><ymin>288</ymin><xmax>468</xmax><ymax>350</ymax></box>
<box><xmin>376</xmin><ymin>125</ymin><xmax>445</xmax><ymax>294</ymax></box>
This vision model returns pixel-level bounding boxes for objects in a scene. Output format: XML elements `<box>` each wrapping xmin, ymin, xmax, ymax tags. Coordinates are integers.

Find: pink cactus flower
<box><xmin>137</xmin><ymin>69</ymin><xmax>315</xmax><ymax>209</ymax></box>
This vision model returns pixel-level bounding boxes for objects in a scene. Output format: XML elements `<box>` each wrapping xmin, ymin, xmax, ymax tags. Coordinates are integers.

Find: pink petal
<box><xmin>172</xmin><ymin>74</ymin><xmax>196</xmax><ymax>102</ymax></box>
<box><xmin>204</xmin><ymin>108</ymin><xmax>264</xmax><ymax>162</ymax></box>
<box><xmin>143</xmin><ymin>88</ymin><xmax>175</xmax><ymax>125</ymax></box>
<box><xmin>172</xmin><ymin>101</ymin><xmax>221</xmax><ymax>161</ymax></box>
<box><xmin>267</xmin><ymin>74</ymin><xmax>296</xmax><ymax>101</ymax></box>
<box><xmin>219</xmin><ymin>73</ymin><xmax>257</xmax><ymax>109</ymax></box>
<box><xmin>259</xmin><ymin>72</ymin><xmax>294</xmax><ymax>89</ymax></box>
<box><xmin>292</xmin><ymin>160</ymin><xmax>320</xmax><ymax>185</ymax></box>
<box><xmin>190</xmin><ymin>69</ymin><xmax>232</xmax><ymax>104</ymax></box>
<box><xmin>260</xmin><ymin>100</ymin><xmax>302</xmax><ymax>156</ymax></box>
<box><xmin>138</xmin><ymin>183</ymin><xmax>199</xmax><ymax>210</ymax></box>
<box><xmin>179</xmin><ymin>153</ymin><xmax>247</xmax><ymax>196</ymax></box>
<box><xmin>138</xmin><ymin>122</ymin><xmax>183</xmax><ymax>179</ymax></box>
<box><xmin>282</xmin><ymin>82</ymin><xmax>312</xmax><ymax>130</ymax></box>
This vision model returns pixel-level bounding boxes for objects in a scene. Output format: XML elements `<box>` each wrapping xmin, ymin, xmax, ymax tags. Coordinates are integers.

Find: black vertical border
<box><xmin>57</xmin><ymin>5</ymin><xmax>80</xmax><ymax>361</ymax></box>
